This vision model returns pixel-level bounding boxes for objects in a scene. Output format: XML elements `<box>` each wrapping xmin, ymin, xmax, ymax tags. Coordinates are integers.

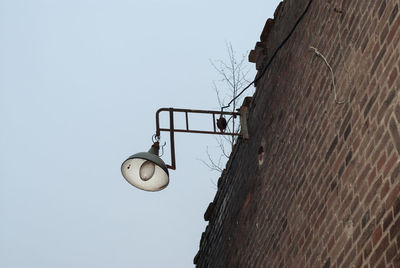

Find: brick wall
<box><xmin>195</xmin><ymin>0</ymin><xmax>400</xmax><ymax>267</ymax></box>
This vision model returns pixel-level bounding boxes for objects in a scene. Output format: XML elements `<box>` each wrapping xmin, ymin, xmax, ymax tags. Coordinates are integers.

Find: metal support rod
<box><xmin>212</xmin><ymin>113</ymin><xmax>216</xmax><ymax>132</ymax></box>
<box><xmin>158</xmin><ymin>128</ymin><xmax>240</xmax><ymax>136</ymax></box>
<box><xmin>185</xmin><ymin>111</ymin><xmax>189</xmax><ymax>131</ymax></box>
<box><xmin>168</xmin><ymin>108</ymin><xmax>176</xmax><ymax>170</ymax></box>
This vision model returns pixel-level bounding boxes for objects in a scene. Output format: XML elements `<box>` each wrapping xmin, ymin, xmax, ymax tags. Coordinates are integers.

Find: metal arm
<box><xmin>155</xmin><ymin>108</ymin><xmax>240</xmax><ymax>137</ymax></box>
<box><xmin>154</xmin><ymin>100</ymin><xmax>251</xmax><ymax>170</ymax></box>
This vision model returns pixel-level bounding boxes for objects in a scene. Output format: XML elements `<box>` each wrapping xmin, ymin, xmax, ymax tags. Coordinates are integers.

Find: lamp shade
<box><xmin>121</xmin><ymin>144</ymin><xmax>169</xmax><ymax>192</ymax></box>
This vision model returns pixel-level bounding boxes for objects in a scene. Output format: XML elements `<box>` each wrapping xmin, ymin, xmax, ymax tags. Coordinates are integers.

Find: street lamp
<box><xmin>121</xmin><ymin>98</ymin><xmax>251</xmax><ymax>191</ymax></box>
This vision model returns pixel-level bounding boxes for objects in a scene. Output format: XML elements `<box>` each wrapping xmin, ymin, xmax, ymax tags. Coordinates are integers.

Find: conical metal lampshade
<box><xmin>121</xmin><ymin>143</ymin><xmax>169</xmax><ymax>191</ymax></box>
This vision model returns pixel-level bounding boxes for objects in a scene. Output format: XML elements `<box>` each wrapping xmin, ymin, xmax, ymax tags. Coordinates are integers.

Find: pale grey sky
<box><xmin>0</xmin><ymin>0</ymin><xmax>281</xmax><ymax>267</ymax></box>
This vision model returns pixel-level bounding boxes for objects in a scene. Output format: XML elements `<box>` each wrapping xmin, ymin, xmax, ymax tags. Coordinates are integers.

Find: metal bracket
<box><xmin>155</xmin><ymin>98</ymin><xmax>252</xmax><ymax>170</ymax></box>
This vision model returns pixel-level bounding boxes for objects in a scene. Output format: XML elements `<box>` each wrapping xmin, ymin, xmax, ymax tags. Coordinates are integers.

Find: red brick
<box><xmin>391</xmin><ymin>163</ymin><xmax>400</xmax><ymax>184</ymax></box>
<box><xmin>366</xmin><ymin>177</ymin><xmax>382</xmax><ymax>209</ymax></box>
<box><xmin>377</xmin><ymin>153</ymin><xmax>387</xmax><ymax>172</ymax></box>
<box><xmin>353</xmin><ymin>135</ymin><xmax>361</xmax><ymax>151</ymax></box>
<box><xmin>356</xmin><ymin>164</ymin><xmax>371</xmax><ymax>189</ymax></box>
<box><xmin>387</xmin><ymin>137</ymin><xmax>395</xmax><ymax>156</ymax></box>
<box><xmin>387</xmin><ymin>15</ymin><xmax>400</xmax><ymax>44</ymax></box>
<box><xmin>381</xmin><ymin>180</ymin><xmax>390</xmax><ymax>200</ymax></box>
<box><xmin>380</xmin><ymin>24</ymin><xmax>389</xmax><ymax>43</ymax></box>
<box><xmin>386</xmin><ymin>184</ymin><xmax>400</xmax><ymax>210</ymax></box>
<box><xmin>354</xmin><ymin>254</ymin><xmax>363</xmax><ymax>268</ymax></box>
<box><xmin>390</xmin><ymin>4</ymin><xmax>399</xmax><ymax>23</ymax></box>
<box><xmin>397</xmin><ymin>233</ymin><xmax>400</xmax><ymax>252</ymax></box>
<box><xmin>386</xmin><ymin>242</ymin><xmax>397</xmax><ymax>263</ymax></box>
<box><xmin>388</xmin><ymin>67</ymin><xmax>398</xmax><ymax>88</ymax></box>
<box><xmin>364</xmin><ymin>241</ymin><xmax>373</xmax><ymax>259</ymax></box>
<box><xmin>359</xmin><ymin>182</ymin><xmax>369</xmax><ymax>202</ymax></box>
<box><xmin>371</xmin><ymin>41</ymin><xmax>381</xmax><ymax>62</ymax></box>
<box><xmin>373</xmin><ymin>133</ymin><xmax>390</xmax><ymax>163</ymax></box>
<box><xmin>383</xmin><ymin>211</ymin><xmax>394</xmax><ymax>231</ymax></box>
<box><xmin>390</xmin><ymin>216</ymin><xmax>400</xmax><ymax>240</ymax></box>
<box><xmin>376</xmin><ymin>257</ymin><xmax>387</xmax><ymax>268</ymax></box>
<box><xmin>367</xmin><ymin>168</ymin><xmax>377</xmax><ymax>186</ymax></box>
<box><xmin>374</xmin><ymin>204</ymin><xmax>386</xmax><ymax>225</ymax></box>
<box><xmin>394</xmin><ymin>254</ymin><xmax>400</xmax><ymax>268</ymax></box>
<box><xmin>333</xmin><ymin>149</ymin><xmax>347</xmax><ymax>174</ymax></box>
<box><xmin>353</xmin><ymin>224</ymin><xmax>361</xmax><ymax>242</ymax></box>
<box><xmin>383</xmin><ymin>153</ymin><xmax>398</xmax><ymax>177</ymax></box>
<box><xmin>372</xmin><ymin>225</ymin><xmax>383</xmax><ymax>246</ymax></box>
<box><xmin>342</xmin><ymin>162</ymin><xmax>355</xmax><ymax>185</ymax></box>
<box><xmin>370</xmin><ymin>235</ymin><xmax>389</xmax><ymax>266</ymax></box>
<box><xmin>394</xmin><ymin>196</ymin><xmax>400</xmax><ymax>216</ymax></box>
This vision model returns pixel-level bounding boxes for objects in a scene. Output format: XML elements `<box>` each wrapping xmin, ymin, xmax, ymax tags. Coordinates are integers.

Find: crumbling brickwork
<box><xmin>195</xmin><ymin>0</ymin><xmax>400</xmax><ymax>267</ymax></box>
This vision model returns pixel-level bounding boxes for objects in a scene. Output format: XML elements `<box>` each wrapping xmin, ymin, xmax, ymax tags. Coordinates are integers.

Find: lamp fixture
<box><xmin>121</xmin><ymin>97</ymin><xmax>251</xmax><ymax>191</ymax></box>
<box><xmin>121</xmin><ymin>0</ymin><xmax>315</xmax><ymax>192</ymax></box>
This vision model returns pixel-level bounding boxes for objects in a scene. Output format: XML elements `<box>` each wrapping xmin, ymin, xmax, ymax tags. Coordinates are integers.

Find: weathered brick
<box><xmin>364</xmin><ymin>92</ymin><xmax>378</xmax><ymax>118</ymax></box>
<box><xmin>370</xmin><ymin>235</ymin><xmax>389</xmax><ymax>266</ymax></box>
<box><xmin>354</xmin><ymin>254</ymin><xmax>363</xmax><ymax>268</ymax></box>
<box><xmin>377</xmin><ymin>153</ymin><xmax>387</xmax><ymax>172</ymax></box>
<box><xmin>353</xmin><ymin>135</ymin><xmax>361</xmax><ymax>151</ymax></box>
<box><xmin>386</xmin><ymin>242</ymin><xmax>397</xmax><ymax>263</ymax></box>
<box><xmin>386</xmin><ymin>184</ymin><xmax>400</xmax><ymax>210</ymax></box>
<box><xmin>383</xmin><ymin>153</ymin><xmax>398</xmax><ymax>177</ymax></box>
<box><xmin>376</xmin><ymin>257</ymin><xmax>386</xmax><ymax>268</ymax></box>
<box><xmin>389</xmin><ymin>4</ymin><xmax>399</xmax><ymax>25</ymax></box>
<box><xmin>362</xmin><ymin>210</ymin><xmax>370</xmax><ymax>228</ymax></box>
<box><xmin>373</xmin><ymin>132</ymin><xmax>389</xmax><ymax>163</ymax></box>
<box><xmin>389</xmin><ymin>216</ymin><xmax>400</xmax><ymax>240</ymax></box>
<box><xmin>374</xmin><ymin>203</ymin><xmax>386</xmax><ymax>224</ymax></box>
<box><xmin>378</xmin><ymin>0</ymin><xmax>387</xmax><ymax>18</ymax></box>
<box><xmin>381</xmin><ymin>180</ymin><xmax>390</xmax><ymax>200</ymax></box>
<box><xmin>384</xmin><ymin>89</ymin><xmax>396</xmax><ymax>107</ymax></box>
<box><xmin>342</xmin><ymin>246</ymin><xmax>356</xmax><ymax>268</ymax></box>
<box><xmin>380</xmin><ymin>24</ymin><xmax>389</xmax><ymax>43</ymax></box>
<box><xmin>340</xmin><ymin>109</ymin><xmax>352</xmax><ymax>136</ymax></box>
<box><xmin>366</xmin><ymin>176</ymin><xmax>382</xmax><ymax>206</ymax></box>
<box><xmin>338</xmin><ymin>164</ymin><xmax>345</xmax><ymax>179</ymax></box>
<box><xmin>344</xmin><ymin>124</ymin><xmax>352</xmax><ymax>141</ymax></box>
<box><xmin>394</xmin><ymin>253</ymin><xmax>400</xmax><ymax>268</ymax></box>
<box><xmin>383</xmin><ymin>211</ymin><xmax>393</xmax><ymax>231</ymax></box>
<box><xmin>359</xmin><ymin>221</ymin><xmax>376</xmax><ymax>253</ymax></box>
<box><xmin>370</xmin><ymin>47</ymin><xmax>386</xmax><ymax>76</ymax></box>
<box><xmin>391</xmin><ymin>163</ymin><xmax>400</xmax><ymax>184</ymax></box>
<box><xmin>394</xmin><ymin>196</ymin><xmax>400</xmax><ymax>217</ymax></box>
<box><xmin>388</xmin><ymin>67</ymin><xmax>398</xmax><ymax>88</ymax></box>
<box><xmin>364</xmin><ymin>241</ymin><xmax>373</xmax><ymax>259</ymax></box>
<box><xmin>372</xmin><ymin>225</ymin><xmax>383</xmax><ymax>246</ymax></box>
<box><xmin>389</xmin><ymin>118</ymin><xmax>400</xmax><ymax>154</ymax></box>
<box><xmin>326</xmin><ymin>136</ymin><xmax>338</xmax><ymax>162</ymax></box>
<box><xmin>387</xmin><ymin>15</ymin><xmax>400</xmax><ymax>44</ymax></box>
<box><xmin>322</xmin><ymin>257</ymin><xmax>330</xmax><ymax>268</ymax></box>
<box><xmin>196</xmin><ymin>1</ymin><xmax>400</xmax><ymax>266</ymax></box>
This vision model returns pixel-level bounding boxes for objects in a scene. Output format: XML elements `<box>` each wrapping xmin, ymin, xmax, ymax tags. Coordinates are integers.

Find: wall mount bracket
<box><xmin>155</xmin><ymin>97</ymin><xmax>251</xmax><ymax>170</ymax></box>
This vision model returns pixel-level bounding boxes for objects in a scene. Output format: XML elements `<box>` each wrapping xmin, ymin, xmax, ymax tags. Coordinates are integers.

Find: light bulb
<box><xmin>139</xmin><ymin>160</ymin><xmax>155</xmax><ymax>181</ymax></box>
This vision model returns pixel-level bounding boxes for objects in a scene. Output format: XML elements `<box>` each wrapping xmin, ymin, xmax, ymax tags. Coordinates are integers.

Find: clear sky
<box><xmin>0</xmin><ymin>0</ymin><xmax>281</xmax><ymax>267</ymax></box>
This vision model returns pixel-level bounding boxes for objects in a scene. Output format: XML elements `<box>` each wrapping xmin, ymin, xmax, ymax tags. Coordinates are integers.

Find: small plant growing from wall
<box><xmin>200</xmin><ymin>42</ymin><xmax>253</xmax><ymax>174</ymax></box>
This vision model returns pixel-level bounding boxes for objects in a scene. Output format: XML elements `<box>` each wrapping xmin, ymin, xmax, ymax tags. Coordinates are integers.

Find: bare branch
<box><xmin>202</xmin><ymin>42</ymin><xmax>252</xmax><ymax>173</ymax></box>
<box><xmin>198</xmin><ymin>146</ymin><xmax>224</xmax><ymax>173</ymax></box>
